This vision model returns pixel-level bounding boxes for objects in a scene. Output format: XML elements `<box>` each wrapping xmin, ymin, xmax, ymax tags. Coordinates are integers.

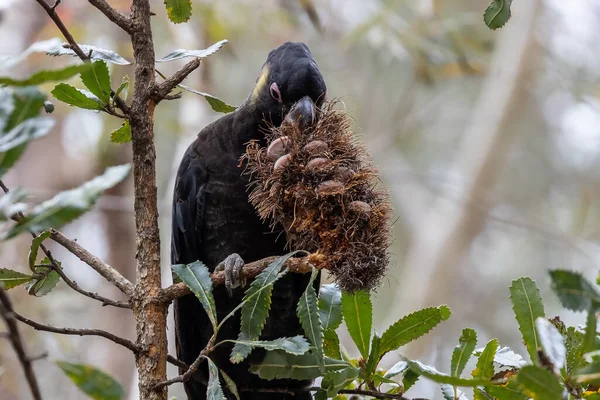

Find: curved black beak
<box><xmin>284</xmin><ymin>95</ymin><xmax>316</xmax><ymax>129</ymax></box>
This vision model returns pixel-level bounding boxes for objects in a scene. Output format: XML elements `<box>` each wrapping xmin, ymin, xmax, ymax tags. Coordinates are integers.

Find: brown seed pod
<box><xmin>243</xmin><ymin>101</ymin><xmax>392</xmax><ymax>291</ymax></box>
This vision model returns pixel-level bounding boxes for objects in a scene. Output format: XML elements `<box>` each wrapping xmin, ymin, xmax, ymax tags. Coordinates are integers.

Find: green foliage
<box><xmin>157</xmin><ymin>40</ymin><xmax>228</xmax><ymax>62</ymax></box>
<box><xmin>484</xmin><ymin>0</ymin><xmax>512</xmax><ymax>30</ymax></box>
<box><xmin>407</xmin><ymin>360</ymin><xmax>491</xmax><ymax>387</ymax></box>
<box><xmin>472</xmin><ymin>339</ymin><xmax>498</xmax><ymax>380</ymax></box>
<box><xmin>565</xmin><ymin>326</ymin><xmax>585</xmax><ymax>375</ymax></box>
<box><xmin>322</xmin><ymin>328</ymin><xmax>341</xmax><ymax>359</ymax></box>
<box><xmin>0</xmin><ymin>64</ymin><xmax>92</xmax><ymax>86</ymax></box>
<box><xmin>80</xmin><ymin>61</ymin><xmax>111</xmax><ymax>103</ymax></box>
<box><xmin>549</xmin><ymin>269</ymin><xmax>600</xmax><ymax>312</ymax></box>
<box><xmin>341</xmin><ymin>290</ymin><xmax>372</xmax><ymax>359</ymax></box>
<box><xmin>6</xmin><ymin>87</ymin><xmax>47</xmax><ymax>131</ymax></box>
<box><xmin>26</xmin><ymin>257</ymin><xmax>61</xmax><ymax>297</ymax></box>
<box><xmin>0</xmin><ymin>267</ymin><xmax>33</xmax><ymax>289</ymax></box>
<box><xmin>297</xmin><ymin>268</ymin><xmax>324</xmax><ymax>368</ymax></box>
<box><xmin>575</xmin><ymin>361</ymin><xmax>600</xmax><ymax>384</ymax></box>
<box><xmin>5</xmin><ymin>164</ymin><xmax>131</xmax><ymax>238</ymax></box>
<box><xmin>57</xmin><ymin>361</ymin><xmax>124</xmax><ymax>400</ymax></box>
<box><xmin>509</xmin><ymin>277</ymin><xmax>545</xmax><ymax>362</ymax></box>
<box><xmin>206</xmin><ymin>357</ymin><xmax>226</xmax><ymax>400</ymax></box>
<box><xmin>178</xmin><ymin>84</ymin><xmax>237</xmax><ymax>113</ymax></box>
<box><xmin>0</xmin><ymin>117</ymin><xmax>54</xmax><ymax>177</ymax></box>
<box><xmin>218</xmin><ymin>369</ymin><xmax>240</xmax><ymax>400</ymax></box>
<box><xmin>249</xmin><ymin>351</ymin><xmax>352</xmax><ymax>380</ymax></box>
<box><xmin>51</xmin><ymin>83</ymin><xmax>105</xmax><ymax>110</ymax></box>
<box><xmin>164</xmin><ymin>0</ymin><xmax>192</xmax><ymax>23</ymax></box>
<box><xmin>583</xmin><ymin>309</ymin><xmax>597</xmax><ymax>355</ymax></box>
<box><xmin>28</xmin><ymin>230</ymin><xmax>51</xmax><ymax>269</ymax></box>
<box><xmin>318</xmin><ymin>283</ymin><xmax>342</xmax><ymax>331</ymax></box>
<box><xmin>379</xmin><ymin>305</ymin><xmax>450</xmax><ymax>357</ymax></box>
<box><xmin>451</xmin><ymin>328</ymin><xmax>477</xmax><ymax>377</ymax></box>
<box><xmin>320</xmin><ymin>367</ymin><xmax>360</xmax><ymax>398</ymax></box>
<box><xmin>114</xmin><ymin>76</ymin><xmax>129</xmax><ymax>103</ymax></box>
<box><xmin>110</xmin><ymin>120</ymin><xmax>131</xmax><ymax>143</ymax></box>
<box><xmin>516</xmin><ymin>365</ymin><xmax>564</xmax><ymax>400</ymax></box>
<box><xmin>172</xmin><ymin>260</ymin><xmax>217</xmax><ymax>331</ymax></box>
<box><xmin>229</xmin><ymin>253</ymin><xmax>292</xmax><ymax>363</ymax></box>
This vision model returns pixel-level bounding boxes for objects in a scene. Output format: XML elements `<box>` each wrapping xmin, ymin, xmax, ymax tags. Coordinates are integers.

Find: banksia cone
<box><xmin>244</xmin><ymin>101</ymin><xmax>391</xmax><ymax>291</ymax></box>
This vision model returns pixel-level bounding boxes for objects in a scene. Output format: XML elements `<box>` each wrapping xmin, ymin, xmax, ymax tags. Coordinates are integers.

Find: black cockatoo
<box><xmin>171</xmin><ymin>42</ymin><xmax>327</xmax><ymax>399</ymax></box>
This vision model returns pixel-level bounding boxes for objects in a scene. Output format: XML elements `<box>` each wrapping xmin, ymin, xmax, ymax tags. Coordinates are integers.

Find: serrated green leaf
<box><xmin>57</xmin><ymin>361</ymin><xmax>124</xmax><ymax>400</ymax></box>
<box><xmin>565</xmin><ymin>327</ymin><xmax>585</xmax><ymax>375</ymax></box>
<box><xmin>485</xmin><ymin>379</ymin><xmax>528</xmax><ymax>400</ymax></box>
<box><xmin>249</xmin><ymin>350</ymin><xmax>352</xmax><ymax>380</ymax></box>
<box><xmin>403</xmin><ymin>369</ymin><xmax>420</xmax><ymax>391</ymax></box>
<box><xmin>5</xmin><ymin>164</ymin><xmax>131</xmax><ymax>238</ymax></box>
<box><xmin>0</xmin><ymin>267</ymin><xmax>33</xmax><ymax>289</ymax></box>
<box><xmin>0</xmin><ymin>64</ymin><xmax>91</xmax><ymax>87</ymax></box>
<box><xmin>472</xmin><ymin>339</ymin><xmax>499</xmax><ymax>381</ymax></box>
<box><xmin>483</xmin><ymin>0</ymin><xmax>512</xmax><ymax>30</ymax></box>
<box><xmin>157</xmin><ymin>40</ymin><xmax>228</xmax><ymax>62</ymax></box>
<box><xmin>516</xmin><ymin>365</ymin><xmax>563</xmax><ymax>400</ymax></box>
<box><xmin>230</xmin><ymin>252</ymin><xmax>294</xmax><ymax>364</ymax></box>
<box><xmin>81</xmin><ymin>61</ymin><xmax>111</xmax><ymax>103</ymax></box>
<box><xmin>110</xmin><ymin>120</ymin><xmax>131</xmax><ymax>143</ymax></box>
<box><xmin>224</xmin><ymin>336</ymin><xmax>310</xmax><ymax>355</ymax></box>
<box><xmin>28</xmin><ymin>230</ymin><xmax>51</xmax><ymax>271</ymax></box>
<box><xmin>341</xmin><ymin>290</ymin><xmax>372</xmax><ymax>359</ymax></box>
<box><xmin>323</xmin><ymin>329</ymin><xmax>341</xmax><ymax>359</ymax></box>
<box><xmin>321</xmin><ymin>367</ymin><xmax>360</xmax><ymax>397</ymax></box>
<box><xmin>583</xmin><ymin>308</ymin><xmax>598</xmax><ymax>355</ymax></box>
<box><xmin>0</xmin><ymin>117</ymin><xmax>54</xmax><ymax>177</ymax></box>
<box><xmin>451</xmin><ymin>328</ymin><xmax>477</xmax><ymax>378</ymax></box>
<box><xmin>536</xmin><ymin>317</ymin><xmax>565</xmax><ymax>371</ymax></box>
<box><xmin>51</xmin><ymin>83</ymin><xmax>105</xmax><ymax>110</ymax></box>
<box><xmin>509</xmin><ymin>277</ymin><xmax>545</xmax><ymax>363</ymax></box>
<box><xmin>6</xmin><ymin>87</ymin><xmax>46</xmax><ymax>131</ymax></box>
<box><xmin>47</xmin><ymin>43</ymin><xmax>130</xmax><ymax>65</ymax></box>
<box><xmin>365</xmin><ymin>333</ymin><xmax>381</xmax><ymax>376</ymax></box>
<box><xmin>549</xmin><ymin>270</ymin><xmax>600</xmax><ymax>312</ymax></box>
<box><xmin>379</xmin><ymin>305</ymin><xmax>451</xmax><ymax>357</ymax></box>
<box><xmin>172</xmin><ymin>260</ymin><xmax>217</xmax><ymax>331</ymax></box>
<box><xmin>178</xmin><ymin>84</ymin><xmax>237</xmax><ymax>113</ymax></box>
<box><xmin>407</xmin><ymin>360</ymin><xmax>493</xmax><ymax>387</ymax></box>
<box><xmin>218</xmin><ymin>368</ymin><xmax>239</xmax><ymax>400</ymax></box>
<box><xmin>206</xmin><ymin>357</ymin><xmax>226</xmax><ymax>400</ymax></box>
<box><xmin>27</xmin><ymin>267</ymin><xmax>60</xmax><ymax>297</ymax></box>
<box><xmin>297</xmin><ymin>268</ymin><xmax>323</xmax><ymax>368</ymax></box>
<box><xmin>114</xmin><ymin>76</ymin><xmax>129</xmax><ymax>103</ymax></box>
<box><xmin>165</xmin><ymin>0</ymin><xmax>192</xmax><ymax>23</ymax></box>
<box><xmin>318</xmin><ymin>283</ymin><xmax>342</xmax><ymax>331</ymax></box>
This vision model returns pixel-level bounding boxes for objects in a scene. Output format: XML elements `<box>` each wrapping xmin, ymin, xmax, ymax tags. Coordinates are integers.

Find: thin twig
<box><xmin>160</xmin><ymin>255</ymin><xmax>315</xmax><ymax>303</ymax></box>
<box><xmin>50</xmin><ymin>229</ymin><xmax>134</xmax><ymax>297</ymax></box>
<box><xmin>87</xmin><ymin>0</ymin><xmax>132</xmax><ymax>33</ymax></box>
<box><xmin>12</xmin><ymin>309</ymin><xmax>141</xmax><ymax>353</ymax></box>
<box><xmin>239</xmin><ymin>386</ymin><xmax>414</xmax><ymax>400</ymax></box>
<box><xmin>167</xmin><ymin>355</ymin><xmax>188</xmax><ymax>370</ymax></box>
<box><xmin>152</xmin><ymin>58</ymin><xmax>201</xmax><ymax>103</ymax></box>
<box><xmin>0</xmin><ymin>289</ymin><xmax>43</xmax><ymax>400</ymax></box>
<box><xmin>34</xmin><ymin>0</ymin><xmax>89</xmax><ymax>60</ymax></box>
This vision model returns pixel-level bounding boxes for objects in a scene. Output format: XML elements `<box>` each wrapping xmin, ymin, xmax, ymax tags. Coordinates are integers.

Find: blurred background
<box><xmin>0</xmin><ymin>0</ymin><xmax>599</xmax><ymax>398</ymax></box>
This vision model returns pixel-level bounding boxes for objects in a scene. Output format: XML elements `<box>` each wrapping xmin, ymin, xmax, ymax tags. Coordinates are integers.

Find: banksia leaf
<box><xmin>379</xmin><ymin>305</ymin><xmax>451</xmax><ymax>356</ymax></box>
<box><xmin>249</xmin><ymin>350</ymin><xmax>352</xmax><ymax>381</ymax></box>
<box><xmin>0</xmin><ymin>268</ymin><xmax>33</xmax><ymax>289</ymax></box>
<box><xmin>451</xmin><ymin>328</ymin><xmax>477</xmax><ymax>377</ymax></box>
<box><xmin>230</xmin><ymin>253</ymin><xmax>293</xmax><ymax>363</ymax></box>
<box><xmin>341</xmin><ymin>290</ymin><xmax>372</xmax><ymax>359</ymax></box>
<box><xmin>297</xmin><ymin>268</ymin><xmax>324</xmax><ymax>367</ymax></box>
<box><xmin>206</xmin><ymin>357</ymin><xmax>226</xmax><ymax>400</ymax></box>
<box><xmin>509</xmin><ymin>277</ymin><xmax>545</xmax><ymax>363</ymax></box>
<box><xmin>318</xmin><ymin>283</ymin><xmax>342</xmax><ymax>331</ymax></box>
<box><xmin>516</xmin><ymin>365</ymin><xmax>563</xmax><ymax>400</ymax></box>
<box><xmin>57</xmin><ymin>361</ymin><xmax>124</xmax><ymax>400</ymax></box>
<box><xmin>164</xmin><ymin>0</ymin><xmax>192</xmax><ymax>23</ymax></box>
<box><xmin>225</xmin><ymin>336</ymin><xmax>309</xmax><ymax>355</ymax></box>
<box><xmin>172</xmin><ymin>261</ymin><xmax>217</xmax><ymax>331</ymax></box>
<box><xmin>549</xmin><ymin>270</ymin><xmax>600</xmax><ymax>312</ymax></box>
<box><xmin>484</xmin><ymin>0</ymin><xmax>512</xmax><ymax>30</ymax></box>
<box><xmin>323</xmin><ymin>329</ymin><xmax>341</xmax><ymax>359</ymax></box>
<box><xmin>80</xmin><ymin>60</ymin><xmax>111</xmax><ymax>103</ymax></box>
<box><xmin>536</xmin><ymin>318</ymin><xmax>565</xmax><ymax>371</ymax></box>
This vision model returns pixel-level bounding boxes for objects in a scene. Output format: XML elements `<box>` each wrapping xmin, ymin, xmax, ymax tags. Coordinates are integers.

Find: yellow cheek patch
<box><xmin>251</xmin><ymin>65</ymin><xmax>270</xmax><ymax>100</ymax></box>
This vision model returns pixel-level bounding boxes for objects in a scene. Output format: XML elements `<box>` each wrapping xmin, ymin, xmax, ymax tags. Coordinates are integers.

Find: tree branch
<box><xmin>12</xmin><ymin>308</ymin><xmax>140</xmax><ymax>353</ymax></box>
<box><xmin>87</xmin><ymin>0</ymin><xmax>131</xmax><ymax>33</ymax></box>
<box><xmin>0</xmin><ymin>288</ymin><xmax>43</xmax><ymax>400</ymax></box>
<box><xmin>153</xmin><ymin>58</ymin><xmax>201</xmax><ymax>102</ymax></box>
<box><xmin>241</xmin><ymin>386</ymin><xmax>415</xmax><ymax>400</ymax></box>
<box><xmin>160</xmin><ymin>255</ymin><xmax>316</xmax><ymax>303</ymax></box>
<box><xmin>50</xmin><ymin>229</ymin><xmax>134</xmax><ymax>297</ymax></box>
<box><xmin>34</xmin><ymin>0</ymin><xmax>89</xmax><ymax>60</ymax></box>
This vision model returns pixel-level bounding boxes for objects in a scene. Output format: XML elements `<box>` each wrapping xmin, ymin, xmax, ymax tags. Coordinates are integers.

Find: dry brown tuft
<box><xmin>243</xmin><ymin>101</ymin><xmax>392</xmax><ymax>291</ymax></box>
